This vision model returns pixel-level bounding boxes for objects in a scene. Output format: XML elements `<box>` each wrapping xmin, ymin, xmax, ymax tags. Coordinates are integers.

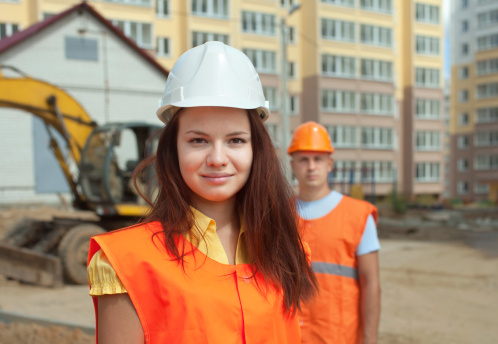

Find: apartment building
<box><xmin>301</xmin><ymin>0</ymin><xmax>445</xmax><ymax>199</ymax></box>
<box><xmin>1</xmin><ymin>0</ymin><xmax>445</xmax><ymax>199</ymax></box>
<box><xmin>451</xmin><ymin>0</ymin><xmax>498</xmax><ymax>202</ymax></box>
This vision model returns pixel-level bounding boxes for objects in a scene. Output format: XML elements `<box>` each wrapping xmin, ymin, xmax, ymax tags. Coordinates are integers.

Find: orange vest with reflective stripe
<box><xmin>298</xmin><ymin>196</ymin><xmax>378</xmax><ymax>344</ymax></box>
<box><xmin>88</xmin><ymin>221</ymin><xmax>301</xmax><ymax>344</ymax></box>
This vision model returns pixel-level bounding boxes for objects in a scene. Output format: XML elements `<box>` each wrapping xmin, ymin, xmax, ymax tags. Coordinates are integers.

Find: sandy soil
<box><xmin>0</xmin><ymin>206</ymin><xmax>497</xmax><ymax>343</ymax></box>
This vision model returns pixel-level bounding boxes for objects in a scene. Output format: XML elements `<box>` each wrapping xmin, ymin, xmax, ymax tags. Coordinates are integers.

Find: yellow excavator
<box><xmin>0</xmin><ymin>65</ymin><xmax>160</xmax><ymax>286</ymax></box>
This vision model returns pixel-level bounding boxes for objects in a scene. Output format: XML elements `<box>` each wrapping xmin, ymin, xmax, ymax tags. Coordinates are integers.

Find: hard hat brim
<box><xmin>157</xmin><ymin>97</ymin><xmax>270</xmax><ymax>123</ymax></box>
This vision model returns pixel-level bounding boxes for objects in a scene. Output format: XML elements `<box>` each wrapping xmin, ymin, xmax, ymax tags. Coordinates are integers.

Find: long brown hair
<box><xmin>133</xmin><ymin>109</ymin><xmax>317</xmax><ymax>313</ymax></box>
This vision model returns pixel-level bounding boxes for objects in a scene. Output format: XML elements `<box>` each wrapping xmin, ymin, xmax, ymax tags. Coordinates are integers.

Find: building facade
<box><xmin>450</xmin><ymin>0</ymin><xmax>498</xmax><ymax>203</ymax></box>
<box><xmin>1</xmin><ymin>0</ymin><xmax>445</xmax><ymax>201</ymax></box>
<box><xmin>301</xmin><ymin>0</ymin><xmax>445</xmax><ymax>199</ymax></box>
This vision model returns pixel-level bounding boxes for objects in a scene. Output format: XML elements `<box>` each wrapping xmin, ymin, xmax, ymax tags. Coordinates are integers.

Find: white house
<box><xmin>0</xmin><ymin>2</ymin><xmax>169</xmax><ymax>204</ymax></box>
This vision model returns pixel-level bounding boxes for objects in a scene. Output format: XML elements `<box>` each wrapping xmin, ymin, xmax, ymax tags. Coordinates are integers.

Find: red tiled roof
<box><xmin>0</xmin><ymin>2</ymin><xmax>169</xmax><ymax>77</ymax></box>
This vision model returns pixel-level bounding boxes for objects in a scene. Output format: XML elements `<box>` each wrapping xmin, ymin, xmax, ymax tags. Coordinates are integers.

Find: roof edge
<box><xmin>0</xmin><ymin>2</ymin><xmax>169</xmax><ymax>78</ymax></box>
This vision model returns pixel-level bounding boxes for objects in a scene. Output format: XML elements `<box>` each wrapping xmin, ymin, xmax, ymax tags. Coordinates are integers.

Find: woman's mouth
<box><xmin>202</xmin><ymin>173</ymin><xmax>232</xmax><ymax>184</ymax></box>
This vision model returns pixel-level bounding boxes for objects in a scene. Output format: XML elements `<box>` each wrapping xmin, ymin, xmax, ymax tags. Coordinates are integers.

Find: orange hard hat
<box><xmin>287</xmin><ymin>121</ymin><xmax>334</xmax><ymax>155</ymax></box>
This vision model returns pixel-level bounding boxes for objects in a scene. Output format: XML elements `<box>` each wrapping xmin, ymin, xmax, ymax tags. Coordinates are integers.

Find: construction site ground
<box><xmin>0</xmin><ymin>205</ymin><xmax>497</xmax><ymax>344</ymax></box>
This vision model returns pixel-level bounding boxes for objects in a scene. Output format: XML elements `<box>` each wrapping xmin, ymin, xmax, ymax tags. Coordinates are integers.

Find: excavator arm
<box><xmin>0</xmin><ymin>65</ymin><xmax>97</xmax><ymax>205</ymax></box>
<box><xmin>0</xmin><ymin>65</ymin><xmax>96</xmax><ymax>162</ymax></box>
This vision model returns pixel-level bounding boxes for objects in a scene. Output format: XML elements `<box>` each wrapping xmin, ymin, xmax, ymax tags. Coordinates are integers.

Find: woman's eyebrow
<box><xmin>184</xmin><ymin>130</ymin><xmax>250</xmax><ymax>136</ymax></box>
<box><xmin>185</xmin><ymin>130</ymin><xmax>208</xmax><ymax>135</ymax></box>
<box><xmin>226</xmin><ymin>131</ymin><xmax>250</xmax><ymax>136</ymax></box>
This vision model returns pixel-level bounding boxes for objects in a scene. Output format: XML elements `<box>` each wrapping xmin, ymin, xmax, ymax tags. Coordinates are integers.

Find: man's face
<box><xmin>290</xmin><ymin>151</ymin><xmax>333</xmax><ymax>190</ymax></box>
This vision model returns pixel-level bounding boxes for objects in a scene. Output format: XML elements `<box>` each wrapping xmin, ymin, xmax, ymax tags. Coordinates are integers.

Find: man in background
<box><xmin>288</xmin><ymin>121</ymin><xmax>381</xmax><ymax>344</ymax></box>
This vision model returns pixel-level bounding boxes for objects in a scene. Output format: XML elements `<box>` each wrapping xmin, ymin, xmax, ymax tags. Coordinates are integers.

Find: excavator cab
<box><xmin>79</xmin><ymin>122</ymin><xmax>161</xmax><ymax>214</ymax></box>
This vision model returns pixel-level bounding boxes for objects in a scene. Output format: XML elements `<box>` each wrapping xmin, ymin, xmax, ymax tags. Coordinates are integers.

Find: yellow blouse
<box><xmin>87</xmin><ymin>207</ymin><xmax>248</xmax><ymax>296</ymax></box>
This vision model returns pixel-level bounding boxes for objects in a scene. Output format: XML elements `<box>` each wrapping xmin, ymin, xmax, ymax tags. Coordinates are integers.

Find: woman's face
<box><xmin>176</xmin><ymin>106</ymin><xmax>253</xmax><ymax>205</ymax></box>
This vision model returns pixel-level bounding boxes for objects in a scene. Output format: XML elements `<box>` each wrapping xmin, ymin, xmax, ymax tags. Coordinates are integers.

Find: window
<box><xmin>103</xmin><ymin>0</ymin><xmax>152</xmax><ymax>6</ymax></box>
<box><xmin>459</xmin><ymin>113</ymin><xmax>469</xmax><ymax>125</ymax></box>
<box><xmin>459</xmin><ymin>90</ymin><xmax>469</xmax><ymax>102</ymax></box>
<box><xmin>243</xmin><ymin>49</ymin><xmax>277</xmax><ymax>73</ymax></box>
<box><xmin>288</xmin><ymin>95</ymin><xmax>299</xmax><ymax>115</ymax></box>
<box><xmin>360</xmin><ymin>161</ymin><xmax>394</xmax><ymax>182</ymax></box>
<box><xmin>156</xmin><ymin>37</ymin><xmax>170</xmax><ymax>56</ymax></box>
<box><xmin>287</xmin><ymin>61</ymin><xmax>296</xmax><ymax>78</ymax></box>
<box><xmin>42</xmin><ymin>13</ymin><xmax>56</xmax><ymax>20</ymax></box>
<box><xmin>458</xmin><ymin>159</ymin><xmax>469</xmax><ymax>172</ymax></box>
<box><xmin>415</xmin><ymin>35</ymin><xmax>440</xmax><ymax>55</ymax></box>
<box><xmin>475</xmin><ymin>154</ymin><xmax>498</xmax><ymax>170</ymax></box>
<box><xmin>476</xmin><ymin>82</ymin><xmax>498</xmax><ymax>99</ymax></box>
<box><xmin>360</xmin><ymin>0</ymin><xmax>393</xmax><ymax>13</ymax></box>
<box><xmin>242</xmin><ymin>11</ymin><xmax>276</xmax><ymax>36</ymax></box>
<box><xmin>361</xmin><ymin>59</ymin><xmax>393</xmax><ymax>81</ymax></box>
<box><xmin>280</xmin><ymin>0</ymin><xmax>296</xmax><ymax>7</ymax></box>
<box><xmin>332</xmin><ymin>161</ymin><xmax>359</xmax><ymax>183</ymax></box>
<box><xmin>457</xmin><ymin>181</ymin><xmax>469</xmax><ymax>195</ymax></box>
<box><xmin>361</xmin><ymin>127</ymin><xmax>394</xmax><ymax>149</ymax></box>
<box><xmin>0</xmin><ymin>22</ymin><xmax>19</xmax><ymax>40</ymax></box>
<box><xmin>321</xmin><ymin>18</ymin><xmax>356</xmax><ymax>42</ymax></box>
<box><xmin>265</xmin><ymin>123</ymin><xmax>280</xmax><ymax>146</ymax></box>
<box><xmin>462</xmin><ymin>20</ymin><xmax>469</xmax><ymax>32</ymax></box>
<box><xmin>192</xmin><ymin>31</ymin><xmax>229</xmax><ymax>47</ymax></box>
<box><xmin>112</xmin><ymin>20</ymin><xmax>153</xmax><ymax>49</ymax></box>
<box><xmin>475</xmin><ymin>131</ymin><xmax>498</xmax><ymax>147</ymax></box>
<box><xmin>321</xmin><ymin>90</ymin><xmax>357</xmax><ymax>112</ymax></box>
<box><xmin>462</xmin><ymin>0</ymin><xmax>469</xmax><ymax>8</ymax></box>
<box><xmin>415</xmin><ymin>3</ymin><xmax>440</xmax><ymax>24</ymax></box>
<box><xmin>415</xmin><ymin>99</ymin><xmax>441</xmax><ymax>119</ymax></box>
<box><xmin>360</xmin><ymin>24</ymin><xmax>392</xmax><ymax>47</ymax></box>
<box><xmin>322</xmin><ymin>54</ymin><xmax>356</xmax><ymax>78</ymax></box>
<box><xmin>156</xmin><ymin>0</ymin><xmax>169</xmax><ymax>16</ymax></box>
<box><xmin>263</xmin><ymin>87</ymin><xmax>279</xmax><ymax>111</ymax></box>
<box><xmin>415</xmin><ymin>162</ymin><xmax>440</xmax><ymax>182</ymax></box>
<box><xmin>477</xmin><ymin>33</ymin><xmax>498</xmax><ymax>51</ymax></box>
<box><xmin>461</xmin><ymin>43</ymin><xmax>469</xmax><ymax>55</ymax></box>
<box><xmin>65</xmin><ymin>37</ymin><xmax>98</xmax><ymax>61</ymax></box>
<box><xmin>192</xmin><ymin>0</ymin><xmax>229</xmax><ymax>18</ymax></box>
<box><xmin>416</xmin><ymin>131</ymin><xmax>441</xmax><ymax>151</ymax></box>
<box><xmin>287</xmin><ymin>26</ymin><xmax>296</xmax><ymax>44</ymax></box>
<box><xmin>459</xmin><ymin>66</ymin><xmax>469</xmax><ymax>79</ymax></box>
<box><xmin>321</xmin><ymin>0</ymin><xmax>355</xmax><ymax>7</ymax></box>
<box><xmin>476</xmin><ymin>107</ymin><xmax>498</xmax><ymax>123</ymax></box>
<box><xmin>415</xmin><ymin>67</ymin><xmax>440</xmax><ymax>87</ymax></box>
<box><xmin>476</xmin><ymin>58</ymin><xmax>498</xmax><ymax>76</ymax></box>
<box><xmin>457</xmin><ymin>135</ymin><xmax>469</xmax><ymax>149</ymax></box>
<box><xmin>475</xmin><ymin>182</ymin><xmax>490</xmax><ymax>194</ymax></box>
<box><xmin>360</xmin><ymin>93</ymin><xmax>394</xmax><ymax>115</ymax></box>
<box><xmin>477</xmin><ymin>9</ymin><xmax>498</xmax><ymax>28</ymax></box>
<box><xmin>327</xmin><ymin>125</ymin><xmax>358</xmax><ymax>148</ymax></box>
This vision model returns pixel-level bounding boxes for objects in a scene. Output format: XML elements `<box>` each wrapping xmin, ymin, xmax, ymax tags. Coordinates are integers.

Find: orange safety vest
<box><xmin>88</xmin><ymin>221</ymin><xmax>301</xmax><ymax>344</ymax></box>
<box><xmin>298</xmin><ymin>196</ymin><xmax>378</xmax><ymax>344</ymax></box>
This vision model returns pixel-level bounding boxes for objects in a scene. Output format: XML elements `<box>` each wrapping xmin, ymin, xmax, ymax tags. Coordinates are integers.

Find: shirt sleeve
<box><xmin>356</xmin><ymin>214</ymin><xmax>381</xmax><ymax>256</ymax></box>
<box><xmin>87</xmin><ymin>248</ymin><xmax>127</xmax><ymax>296</ymax></box>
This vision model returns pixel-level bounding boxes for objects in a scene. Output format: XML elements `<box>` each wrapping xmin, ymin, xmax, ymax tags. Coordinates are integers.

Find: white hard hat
<box><xmin>156</xmin><ymin>41</ymin><xmax>270</xmax><ymax>123</ymax></box>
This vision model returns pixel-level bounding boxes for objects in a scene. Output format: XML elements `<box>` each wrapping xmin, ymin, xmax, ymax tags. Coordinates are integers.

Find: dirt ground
<box><xmin>0</xmin><ymin>205</ymin><xmax>497</xmax><ymax>343</ymax></box>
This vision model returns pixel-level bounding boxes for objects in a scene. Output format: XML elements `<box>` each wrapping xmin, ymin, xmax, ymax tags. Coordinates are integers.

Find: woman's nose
<box><xmin>206</xmin><ymin>142</ymin><xmax>228</xmax><ymax>166</ymax></box>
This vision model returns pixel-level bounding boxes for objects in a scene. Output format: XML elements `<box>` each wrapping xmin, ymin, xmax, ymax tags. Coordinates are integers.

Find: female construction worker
<box><xmin>86</xmin><ymin>41</ymin><xmax>317</xmax><ymax>343</ymax></box>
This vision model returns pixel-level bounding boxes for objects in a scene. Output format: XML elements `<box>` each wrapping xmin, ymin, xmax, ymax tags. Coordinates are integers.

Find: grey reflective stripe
<box><xmin>311</xmin><ymin>262</ymin><xmax>358</xmax><ymax>280</ymax></box>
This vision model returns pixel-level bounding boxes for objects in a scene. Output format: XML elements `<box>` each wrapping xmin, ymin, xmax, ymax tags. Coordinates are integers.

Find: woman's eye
<box><xmin>230</xmin><ymin>138</ymin><xmax>247</xmax><ymax>144</ymax></box>
<box><xmin>189</xmin><ymin>138</ymin><xmax>206</xmax><ymax>144</ymax></box>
